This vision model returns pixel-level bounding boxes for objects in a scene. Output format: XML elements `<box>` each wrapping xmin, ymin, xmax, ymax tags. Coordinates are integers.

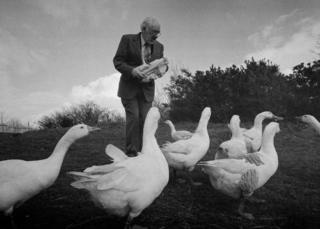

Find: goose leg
<box><xmin>238</xmin><ymin>198</ymin><xmax>254</xmax><ymax>220</ymax></box>
<box><xmin>186</xmin><ymin>180</ymin><xmax>194</xmax><ymax>211</ymax></box>
<box><xmin>187</xmin><ymin>172</ymin><xmax>202</xmax><ymax>186</ymax></box>
<box><xmin>175</xmin><ymin>169</ymin><xmax>187</xmax><ymax>184</ymax></box>
<box><xmin>9</xmin><ymin>214</ymin><xmax>17</xmax><ymax>229</ymax></box>
<box><xmin>5</xmin><ymin>208</ymin><xmax>17</xmax><ymax>229</ymax></box>
<box><xmin>247</xmin><ymin>196</ymin><xmax>266</xmax><ymax>204</ymax></box>
<box><xmin>171</xmin><ymin>168</ymin><xmax>178</xmax><ymax>182</ymax></box>
<box><xmin>171</xmin><ymin>168</ymin><xmax>186</xmax><ymax>184</ymax></box>
<box><xmin>124</xmin><ymin>215</ymin><xmax>133</xmax><ymax>229</ymax></box>
<box><xmin>238</xmin><ymin>169</ymin><xmax>258</xmax><ymax>220</ymax></box>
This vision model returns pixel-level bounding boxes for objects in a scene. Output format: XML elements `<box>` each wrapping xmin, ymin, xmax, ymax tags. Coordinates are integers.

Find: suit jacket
<box><xmin>113</xmin><ymin>33</ymin><xmax>164</xmax><ymax>102</ymax></box>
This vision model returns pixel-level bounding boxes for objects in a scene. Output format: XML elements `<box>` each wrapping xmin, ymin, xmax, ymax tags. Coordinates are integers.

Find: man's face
<box><xmin>142</xmin><ymin>26</ymin><xmax>160</xmax><ymax>44</ymax></box>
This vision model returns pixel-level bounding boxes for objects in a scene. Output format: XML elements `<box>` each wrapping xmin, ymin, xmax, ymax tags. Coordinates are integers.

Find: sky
<box><xmin>1</xmin><ymin>0</ymin><xmax>320</xmax><ymax>126</ymax></box>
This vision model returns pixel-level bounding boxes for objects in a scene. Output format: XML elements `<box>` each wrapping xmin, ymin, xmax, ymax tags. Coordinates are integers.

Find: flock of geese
<box><xmin>0</xmin><ymin>108</ymin><xmax>319</xmax><ymax>228</ymax></box>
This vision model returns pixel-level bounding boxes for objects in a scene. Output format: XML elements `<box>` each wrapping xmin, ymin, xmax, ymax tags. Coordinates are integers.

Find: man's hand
<box><xmin>131</xmin><ymin>67</ymin><xmax>146</xmax><ymax>79</ymax></box>
<box><xmin>240</xmin><ymin>153</ymin><xmax>264</xmax><ymax>166</ymax></box>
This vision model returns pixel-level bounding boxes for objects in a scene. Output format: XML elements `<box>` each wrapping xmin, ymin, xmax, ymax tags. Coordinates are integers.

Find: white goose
<box><xmin>198</xmin><ymin>122</ymin><xmax>280</xmax><ymax>220</ymax></box>
<box><xmin>164</xmin><ymin>120</ymin><xmax>193</xmax><ymax>141</ymax></box>
<box><xmin>161</xmin><ymin>107</ymin><xmax>211</xmax><ymax>184</ymax></box>
<box><xmin>215</xmin><ymin>115</ymin><xmax>247</xmax><ymax>160</ymax></box>
<box><xmin>68</xmin><ymin>107</ymin><xmax>169</xmax><ymax>229</ymax></box>
<box><xmin>242</xmin><ymin>111</ymin><xmax>283</xmax><ymax>153</ymax></box>
<box><xmin>0</xmin><ymin>124</ymin><xmax>99</xmax><ymax>228</ymax></box>
<box><xmin>296</xmin><ymin>114</ymin><xmax>320</xmax><ymax>135</ymax></box>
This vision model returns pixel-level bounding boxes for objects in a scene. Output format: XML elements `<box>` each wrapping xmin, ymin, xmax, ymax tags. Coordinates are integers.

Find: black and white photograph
<box><xmin>0</xmin><ymin>0</ymin><xmax>319</xmax><ymax>228</ymax></box>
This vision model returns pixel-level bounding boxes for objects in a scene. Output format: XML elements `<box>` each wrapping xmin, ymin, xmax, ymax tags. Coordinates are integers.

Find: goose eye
<box><xmin>80</xmin><ymin>126</ymin><xmax>84</xmax><ymax>129</ymax></box>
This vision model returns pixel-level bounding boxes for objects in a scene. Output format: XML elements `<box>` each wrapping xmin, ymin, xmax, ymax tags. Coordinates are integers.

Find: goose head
<box><xmin>64</xmin><ymin>124</ymin><xmax>100</xmax><ymax>141</ymax></box>
<box><xmin>229</xmin><ymin>115</ymin><xmax>240</xmax><ymax>130</ymax></box>
<box><xmin>259</xmin><ymin>111</ymin><xmax>283</xmax><ymax>121</ymax></box>
<box><xmin>262</xmin><ymin>122</ymin><xmax>281</xmax><ymax>141</ymax></box>
<box><xmin>144</xmin><ymin>107</ymin><xmax>161</xmax><ymax>135</ymax></box>
<box><xmin>295</xmin><ymin>114</ymin><xmax>320</xmax><ymax>135</ymax></box>
<box><xmin>295</xmin><ymin>114</ymin><xmax>317</xmax><ymax>125</ymax></box>
<box><xmin>202</xmin><ymin>107</ymin><xmax>212</xmax><ymax>120</ymax></box>
<box><xmin>267</xmin><ymin>122</ymin><xmax>281</xmax><ymax>134</ymax></box>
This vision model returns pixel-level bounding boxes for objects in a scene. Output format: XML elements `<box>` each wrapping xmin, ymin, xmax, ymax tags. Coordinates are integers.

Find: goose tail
<box><xmin>161</xmin><ymin>141</ymin><xmax>172</xmax><ymax>153</ymax></box>
<box><xmin>83</xmin><ymin>164</ymin><xmax>121</xmax><ymax>174</ymax></box>
<box><xmin>197</xmin><ymin>160</ymin><xmax>215</xmax><ymax>167</ymax></box>
<box><xmin>67</xmin><ymin>171</ymin><xmax>97</xmax><ymax>189</ymax></box>
<box><xmin>67</xmin><ymin>171</ymin><xmax>93</xmax><ymax>179</ymax></box>
<box><xmin>197</xmin><ymin>161</ymin><xmax>226</xmax><ymax>179</ymax></box>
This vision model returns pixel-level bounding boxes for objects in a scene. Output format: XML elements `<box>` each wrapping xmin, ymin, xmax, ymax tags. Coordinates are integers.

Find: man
<box><xmin>113</xmin><ymin>17</ymin><xmax>164</xmax><ymax>156</ymax></box>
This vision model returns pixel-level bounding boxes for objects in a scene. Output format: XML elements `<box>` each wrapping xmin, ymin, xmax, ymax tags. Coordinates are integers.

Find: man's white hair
<box><xmin>140</xmin><ymin>17</ymin><xmax>160</xmax><ymax>31</ymax></box>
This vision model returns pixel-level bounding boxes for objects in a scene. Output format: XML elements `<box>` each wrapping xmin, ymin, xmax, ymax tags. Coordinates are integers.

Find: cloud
<box><xmin>0</xmin><ymin>26</ymin><xmax>48</xmax><ymax>79</ymax></box>
<box><xmin>1</xmin><ymin>73</ymin><xmax>123</xmax><ymax>126</ymax></box>
<box><xmin>70</xmin><ymin>70</ymin><xmax>173</xmax><ymax>114</ymax></box>
<box><xmin>27</xmin><ymin>0</ymin><xmax>131</xmax><ymax>27</ymax></box>
<box><xmin>70</xmin><ymin>73</ymin><xmax>124</xmax><ymax>115</ymax></box>
<box><xmin>248</xmin><ymin>9</ymin><xmax>301</xmax><ymax>49</ymax></box>
<box><xmin>0</xmin><ymin>26</ymin><xmax>50</xmax><ymax>125</ymax></box>
<box><xmin>246</xmin><ymin>13</ymin><xmax>320</xmax><ymax>74</ymax></box>
<box><xmin>275</xmin><ymin>9</ymin><xmax>299</xmax><ymax>24</ymax></box>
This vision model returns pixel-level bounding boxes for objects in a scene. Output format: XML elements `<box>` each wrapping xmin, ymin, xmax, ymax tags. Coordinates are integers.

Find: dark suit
<box><xmin>113</xmin><ymin>33</ymin><xmax>164</xmax><ymax>154</ymax></box>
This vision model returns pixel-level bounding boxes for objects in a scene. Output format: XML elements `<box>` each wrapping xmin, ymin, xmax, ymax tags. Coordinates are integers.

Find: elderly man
<box><xmin>113</xmin><ymin>17</ymin><xmax>164</xmax><ymax>157</ymax></box>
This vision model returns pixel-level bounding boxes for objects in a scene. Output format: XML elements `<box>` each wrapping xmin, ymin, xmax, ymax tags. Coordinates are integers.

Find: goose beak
<box><xmin>88</xmin><ymin>126</ymin><xmax>100</xmax><ymax>132</ymax></box>
<box><xmin>295</xmin><ymin>116</ymin><xmax>305</xmax><ymax>124</ymax></box>
<box><xmin>273</xmin><ymin>115</ymin><xmax>284</xmax><ymax>121</ymax></box>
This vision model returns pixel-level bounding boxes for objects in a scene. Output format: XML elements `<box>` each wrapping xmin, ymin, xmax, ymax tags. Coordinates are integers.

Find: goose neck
<box><xmin>195</xmin><ymin>117</ymin><xmax>209</xmax><ymax>134</ymax></box>
<box><xmin>230</xmin><ymin>123</ymin><xmax>242</xmax><ymax>138</ymax></box>
<box><xmin>253</xmin><ymin>116</ymin><xmax>264</xmax><ymax>129</ymax></box>
<box><xmin>167</xmin><ymin>121</ymin><xmax>176</xmax><ymax>133</ymax></box>
<box><xmin>142</xmin><ymin>122</ymin><xmax>158</xmax><ymax>153</ymax></box>
<box><xmin>260</xmin><ymin>132</ymin><xmax>276</xmax><ymax>156</ymax></box>
<box><xmin>311</xmin><ymin>119</ymin><xmax>320</xmax><ymax>135</ymax></box>
<box><xmin>47</xmin><ymin>134</ymin><xmax>74</xmax><ymax>173</ymax></box>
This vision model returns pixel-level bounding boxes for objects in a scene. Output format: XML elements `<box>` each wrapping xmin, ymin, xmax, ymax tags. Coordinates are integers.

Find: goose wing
<box><xmin>96</xmin><ymin>156</ymin><xmax>158</xmax><ymax>192</ymax></box>
<box><xmin>198</xmin><ymin>158</ymin><xmax>257</xmax><ymax>174</ymax></box>
<box><xmin>173</xmin><ymin>131</ymin><xmax>193</xmax><ymax>141</ymax></box>
<box><xmin>162</xmin><ymin>137</ymin><xmax>199</xmax><ymax>155</ymax></box>
<box><xmin>105</xmin><ymin>144</ymin><xmax>128</xmax><ymax>162</ymax></box>
<box><xmin>69</xmin><ymin>156</ymin><xmax>154</xmax><ymax>192</ymax></box>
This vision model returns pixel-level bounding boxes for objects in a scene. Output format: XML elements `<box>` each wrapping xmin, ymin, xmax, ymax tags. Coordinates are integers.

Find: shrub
<box><xmin>38</xmin><ymin>101</ymin><xmax>124</xmax><ymax>129</ymax></box>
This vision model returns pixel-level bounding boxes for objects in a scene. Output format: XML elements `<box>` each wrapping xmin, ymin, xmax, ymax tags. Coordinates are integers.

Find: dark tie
<box><xmin>143</xmin><ymin>43</ymin><xmax>151</xmax><ymax>64</ymax></box>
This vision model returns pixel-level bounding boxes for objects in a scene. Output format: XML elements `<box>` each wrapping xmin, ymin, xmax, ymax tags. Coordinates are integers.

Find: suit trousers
<box><xmin>121</xmin><ymin>92</ymin><xmax>152</xmax><ymax>154</ymax></box>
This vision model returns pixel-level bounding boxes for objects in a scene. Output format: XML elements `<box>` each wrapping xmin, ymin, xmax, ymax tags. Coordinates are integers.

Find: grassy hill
<box><xmin>0</xmin><ymin>121</ymin><xmax>319</xmax><ymax>229</ymax></box>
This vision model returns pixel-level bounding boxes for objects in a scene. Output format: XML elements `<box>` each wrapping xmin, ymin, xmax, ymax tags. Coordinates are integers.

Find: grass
<box><xmin>0</xmin><ymin>121</ymin><xmax>320</xmax><ymax>229</ymax></box>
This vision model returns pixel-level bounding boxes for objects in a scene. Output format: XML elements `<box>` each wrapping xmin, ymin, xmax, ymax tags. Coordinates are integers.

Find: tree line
<box><xmin>166</xmin><ymin>58</ymin><xmax>320</xmax><ymax>122</ymax></box>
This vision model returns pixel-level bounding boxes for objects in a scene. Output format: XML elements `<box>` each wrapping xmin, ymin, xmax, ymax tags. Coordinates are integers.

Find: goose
<box><xmin>68</xmin><ymin>107</ymin><xmax>169</xmax><ymax>229</ymax></box>
<box><xmin>242</xmin><ymin>111</ymin><xmax>283</xmax><ymax>153</ymax></box>
<box><xmin>296</xmin><ymin>114</ymin><xmax>320</xmax><ymax>135</ymax></box>
<box><xmin>0</xmin><ymin>124</ymin><xmax>99</xmax><ymax>228</ymax></box>
<box><xmin>164</xmin><ymin>120</ymin><xmax>193</xmax><ymax>141</ymax></box>
<box><xmin>161</xmin><ymin>107</ymin><xmax>211</xmax><ymax>185</ymax></box>
<box><xmin>198</xmin><ymin>122</ymin><xmax>280</xmax><ymax>220</ymax></box>
<box><xmin>215</xmin><ymin>115</ymin><xmax>247</xmax><ymax>160</ymax></box>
